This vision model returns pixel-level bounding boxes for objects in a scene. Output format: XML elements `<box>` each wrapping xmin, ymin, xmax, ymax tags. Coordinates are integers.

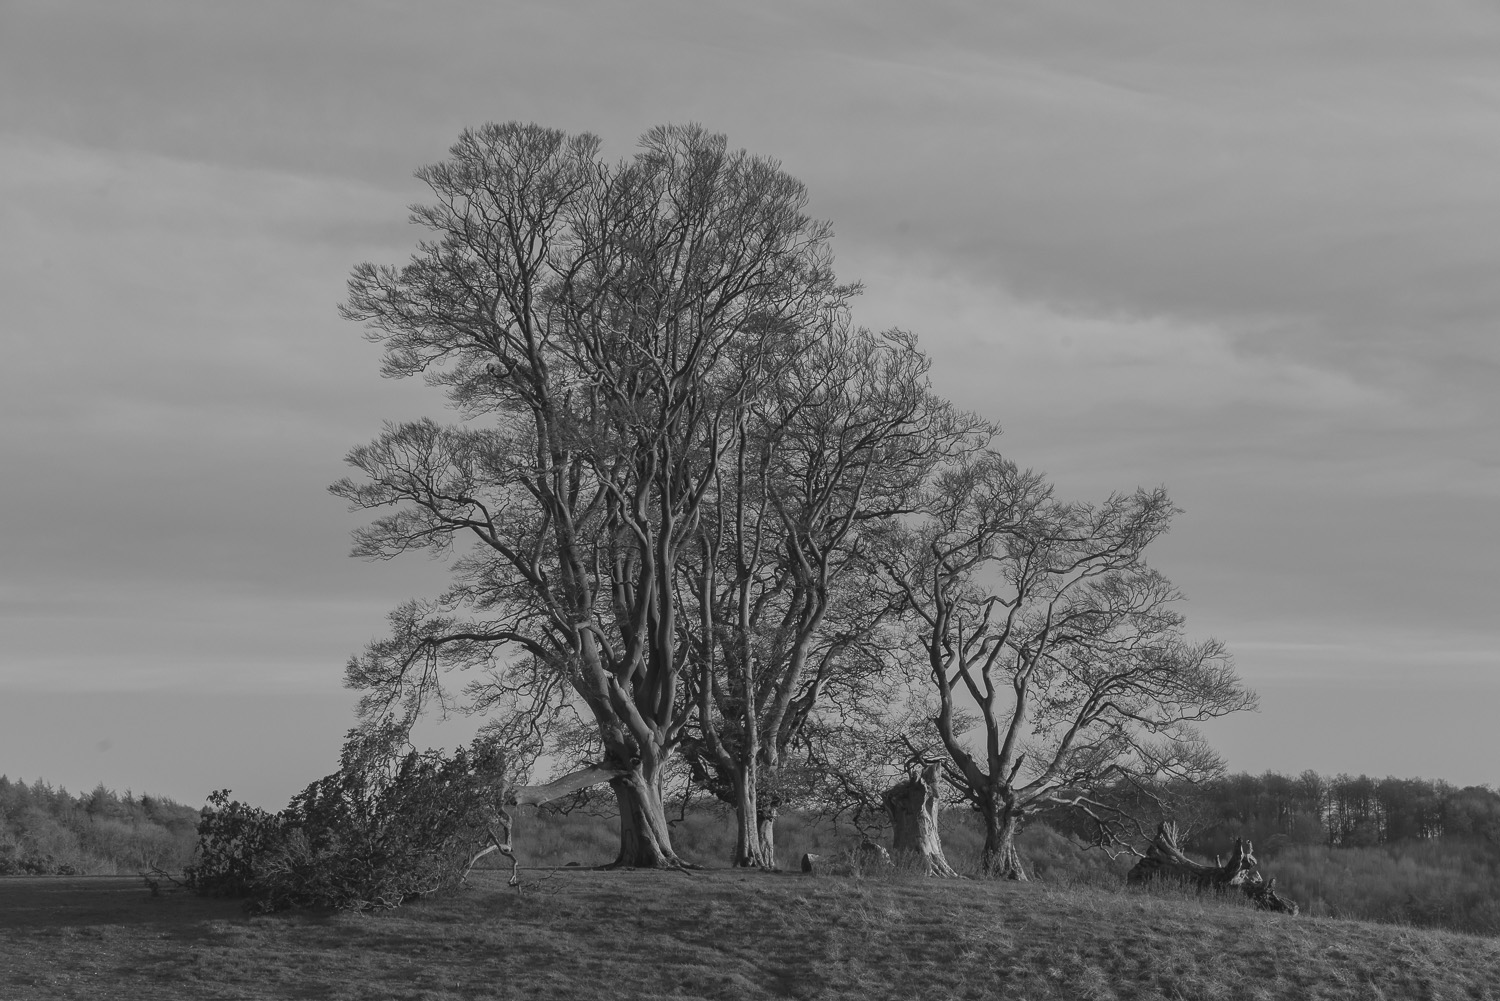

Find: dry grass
<box><xmin>4</xmin><ymin>869</ymin><xmax>1499</xmax><ymax>1000</ymax></box>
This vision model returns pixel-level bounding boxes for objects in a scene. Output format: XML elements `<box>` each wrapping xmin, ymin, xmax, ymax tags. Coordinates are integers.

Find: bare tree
<box><xmin>874</xmin><ymin>452</ymin><xmax>1255</xmax><ymax>878</ymax></box>
<box><xmin>677</xmin><ymin>327</ymin><xmax>986</xmax><ymax>867</ymax></box>
<box><xmin>333</xmin><ymin>122</ymin><xmax>855</xmax><ymax>868</ymax></box>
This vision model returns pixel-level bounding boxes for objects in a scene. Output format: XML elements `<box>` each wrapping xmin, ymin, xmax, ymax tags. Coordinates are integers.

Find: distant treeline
<box><xmin>6</xmin><ymin>768</ymin><xmax>1499</xmax><ymax>884</ymax></box>
<box><xmin>1181</xmin><ymin>771</ymin><xmax>1500</xmax><ymax>856</ymax></box>
<box><xmin>0</xmin><ymin>775</ymin><xmax>199</xmax><ymax>875</ymax></box>
<box><xmin>1193</xmin><ymin>773</ymin><xmax>1500</xmax><ymax>935</ymax></box>
<box><xmin>1035</xmin><ymin>770</ymin><xmax>1500</xmax><ymax>935</ymax></box>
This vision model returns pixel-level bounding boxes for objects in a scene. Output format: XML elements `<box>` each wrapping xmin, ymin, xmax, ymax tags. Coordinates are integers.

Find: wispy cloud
<box><xmin>4</xmin><ymin>1</ymin><xmax>1500</xmax><ymax>796</ymax></box>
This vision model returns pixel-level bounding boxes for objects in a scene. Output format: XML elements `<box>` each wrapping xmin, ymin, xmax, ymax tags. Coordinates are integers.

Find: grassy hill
<box><xmin>3</xmin><ymin>867</ymin><xmax>1498</xmax><ymax>1000</ymax></box>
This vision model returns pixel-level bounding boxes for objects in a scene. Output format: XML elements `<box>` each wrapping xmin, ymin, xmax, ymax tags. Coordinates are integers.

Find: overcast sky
<box><xmin>3</xmin><ymin>0</ymin><xmax>1499</xmax><ymax>808</ymax></box>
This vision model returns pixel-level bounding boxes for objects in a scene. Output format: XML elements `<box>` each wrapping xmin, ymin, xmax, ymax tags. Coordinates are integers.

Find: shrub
<box><xmin>187</xmin><ymin>737</ymin><xmax>511</xmax><ymax>912</ymax></box>
<box><xmin>182</xmin><ymin>791</ymin><xmax>284</xmax><ymax>898</ymax></box>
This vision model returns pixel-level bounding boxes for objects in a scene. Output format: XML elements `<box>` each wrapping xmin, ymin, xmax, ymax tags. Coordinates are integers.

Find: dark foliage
<box><xmin>186</xmin><ymin>737</ymin><xmax>511</xmax><ymax>912</ymax></box>
<box><xmin>1184</xmin><ymin>771</ymin><xmax>1500</xmax><ymax>855</ymax></box>
<box><xmin>181</xmin><ymin>791</ymin><xmax>284</xmax><ymax>898</ymax></box>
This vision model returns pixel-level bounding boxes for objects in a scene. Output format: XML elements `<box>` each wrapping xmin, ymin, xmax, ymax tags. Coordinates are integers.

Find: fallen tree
<box><xmin>187</xmin><ymin>725</ymin><xmax>630</xmax><ymax>912</ymax></box>
<box><xmin>1125</xmin><ymin>822</ymin><xmax>1299</xmax><ymax>914</ymax></box>
<box><xmin>1126</xmin><ymin>822</ymin><xmax>1257</xmax><ymax>891</ymax></box>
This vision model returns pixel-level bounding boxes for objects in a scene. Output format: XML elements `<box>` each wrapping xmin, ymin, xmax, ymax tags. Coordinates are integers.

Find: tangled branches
<box><xmin>185</xmin><ymin>735</ymin><xmax>511</xmax><ymax>913</ymax></box>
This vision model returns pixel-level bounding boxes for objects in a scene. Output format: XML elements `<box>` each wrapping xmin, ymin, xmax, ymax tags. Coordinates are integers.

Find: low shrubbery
<box><xmin>186</xmin><ymin>737</ymin><xmax>512</xmax><ymax>912</ymax></box>
<box><xmin>1268</xmin><ymin>838</ymin><xmax>1500</xmax><ymax>934</ymax></box>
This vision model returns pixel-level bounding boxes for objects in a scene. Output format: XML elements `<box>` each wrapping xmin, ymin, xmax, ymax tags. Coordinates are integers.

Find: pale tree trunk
<box><xmin>731</xmin><ymin>769</ymin><xmax>771</xmax><ymax>868</ymax></box>
<box><xmin>609</xmin><ymin>764</ymin><xmax>685</xmax><ymax>869</ymax></box>
<box><xmin>883</xmin><ymin>764</ymin><xmax>960</xmax><ymax>877</ymax></box>
<box><xmin>486</xmin><ymin>760</ymin><xmax>649</xmax><ymax>880</ymax></box>
<box><xmin>982</xmin><ymin>805</ymin><xmax>1027</xmax><ymax>881</ymax></box>
<box><xmin>485</xmin><ymin>759</ymin><xmax>687</xmax><ymax>872</ymax></box>
<box><xmin>756</xmin><ymin>804</ymin><xmax>778</xmax><ymax>871</ymax></box>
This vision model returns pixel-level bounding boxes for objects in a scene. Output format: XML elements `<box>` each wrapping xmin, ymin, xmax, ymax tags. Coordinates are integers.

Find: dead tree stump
<box><xmin>1242</xmin><ymin>875</ymin><xmax>1300</xmax><ymax>914</ymax></box>
<box><xmin>883</xmin><ymin>763</ymin><xmax>960</xmax><ymax>878</ymax></box>
<box><xmin>1126</xmin><ymin>823</ymin><xmax>1256</xmax><ymax>891</ymax></box>
<box><xmin>1126</xmin><ymin>823</ymin><xmax>1299</xmax><ymax>915</ymax></box>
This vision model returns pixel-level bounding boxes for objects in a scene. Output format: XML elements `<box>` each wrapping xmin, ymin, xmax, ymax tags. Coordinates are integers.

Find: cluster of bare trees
<box><xmin>333</xmin><ymin>122</ymin><xmax>1254</xmax><ymax>875</ymax></box>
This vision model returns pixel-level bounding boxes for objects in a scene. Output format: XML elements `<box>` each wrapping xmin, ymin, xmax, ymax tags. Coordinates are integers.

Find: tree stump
<box><xmin>883</xmin><ymin>763</ymin><xmax>960</xmax><ymax>877</ymax></box>
<box><xmin>1126</xmin><ymin>823</ymin><xmax>1256</xmax><ymax>891</ymax></box>
<box><xmin>1242</xmin><ymin>875</ymin><xmax>1300</xmax><ymax>914</ymax></box>
<box><xmin>1126</xmin><ymin>823</ymin><xmax>1299</xmax><ymax>915</ymax></box>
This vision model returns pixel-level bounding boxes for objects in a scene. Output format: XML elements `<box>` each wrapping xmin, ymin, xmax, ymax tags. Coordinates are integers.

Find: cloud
<box><xmin>9</xmin><ymin>0</ymin><xmax>1500</xmax><ymax>392</ymax></box>
<box><xmin>0</xmin><ymin>135</ymin><xmax>449</xmax><ymax>691</ymax></box>
<box><xmin>4</xmin><ymin>0</ymin><xmax>1500</xmax><ymax>787</ymax></box>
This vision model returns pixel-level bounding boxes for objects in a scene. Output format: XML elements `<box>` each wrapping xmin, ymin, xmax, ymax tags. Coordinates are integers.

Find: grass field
<box><xmin>4</xmin><ymin>868</ymin><xmax>1499</xmax><ymax>1000</ymax></box>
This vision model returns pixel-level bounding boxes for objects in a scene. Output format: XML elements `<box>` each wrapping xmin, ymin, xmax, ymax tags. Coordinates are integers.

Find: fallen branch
<box><xmin>505</xmin><ymin>761</ymin><xmax>633</xmax><ymax>807</ymax></box>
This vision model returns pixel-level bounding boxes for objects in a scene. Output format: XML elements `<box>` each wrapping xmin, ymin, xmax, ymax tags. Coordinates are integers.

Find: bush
<box><xmin>182</xmin><ymin>791</ymin><xmax>285</xmax><ymax>898</ymax></box>
<box><xmin>187</xmin><ymin>737</ymin><xmax>511</xmax><ymax>912</ymax></box>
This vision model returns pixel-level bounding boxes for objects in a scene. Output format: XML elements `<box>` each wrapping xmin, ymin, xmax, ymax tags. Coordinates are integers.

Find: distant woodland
<box><xmin>1087</xmin><ymin>771</ymin><xmax>1500</xmax><ymax>935</ymax></box>
<box><xmin>0</xmin><ymin>776</ymin><xmax>198</xmax><ymax>875</ymax></box>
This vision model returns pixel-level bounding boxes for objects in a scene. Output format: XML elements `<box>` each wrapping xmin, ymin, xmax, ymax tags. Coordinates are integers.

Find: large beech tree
<box><xmin>874</xmin><ymin>452</ymin><xmax>1255</xmax><ymax>878</ymax></box>
<box><xmin>677</xmin><ymin>327</ymin><xmax>985</xmax><ymax>868</ymax></box>
<box><xmin>334</xmin><ymin>122</ymin><xmax>853</xmax><ymax>868</ymax></box>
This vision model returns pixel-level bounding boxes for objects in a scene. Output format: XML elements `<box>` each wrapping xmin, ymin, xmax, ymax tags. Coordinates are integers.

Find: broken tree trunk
<box><xmin>883</xmin><ymin>763</ymin><xmax>960</xmax><ymax>878</ymax></box>
<box><xmin>505</xmin><ymin>762</ymin><xmax>632</xmax><ymax>807</ymax></box>
<box><xmin>1241</xmin><ymin>874</ymin><xmax>1300</xmax><ymax>914</ymax></box>
<box><xmin>756</xmin><ymin>804</ymin><xmax>779</xmax><ymax>871</ymax></box>
<box><xmin>1124</xmin><ymin>823</ymin><xmax>1300</xmax><ymax>915</ymax></box>
<box><xmin>1126</xmin><ymin>822</ymin><xmax>1257</xmax><ymax>892</ymax></box>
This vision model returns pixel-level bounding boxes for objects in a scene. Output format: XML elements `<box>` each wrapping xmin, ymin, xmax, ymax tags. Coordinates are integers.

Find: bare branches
<box><xmin>674</xmin><ymin>325</ymin><xmax>994</xmax><ymax>864</ymax></box>
<box><xmin>872</xmin><ymin>450</ymin><xmax>1254</xmax><ymax>872</ymax></box>
<box><xmin>338</xmin><ymin>122</ymin><xmax>860</xmax><ymax>866</ymax></box>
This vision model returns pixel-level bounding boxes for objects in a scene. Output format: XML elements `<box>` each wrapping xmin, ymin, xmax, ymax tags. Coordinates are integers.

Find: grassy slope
<box><xmin>3</xmin><ymin>870</ymin><xmax>1498</xmax><ymax>1000</ymax></box>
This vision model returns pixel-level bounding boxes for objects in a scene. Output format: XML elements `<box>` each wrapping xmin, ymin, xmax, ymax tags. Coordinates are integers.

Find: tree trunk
<box><xmin>731</xmin><ymin>773</ymin><xmax>771</xmax><ymax>868</ymax></box>
<box><xmin>883</xmin><ymin>763</ymin><xmax>960</xmax><ymax>877</ymax></box>
<box><xmin>981</xmin><ymin>806</ymin><xmax>1028</xmax><ymax>880</ymax></box>
<box><xmin>756</xmin><ymin>804</ymin><xmax>778</xmax><ymax>871</ymax></box>
<box><xmin>609</xmin><ymin>767</ymin><xmax>685</xmax><ymax>869</ymax></box>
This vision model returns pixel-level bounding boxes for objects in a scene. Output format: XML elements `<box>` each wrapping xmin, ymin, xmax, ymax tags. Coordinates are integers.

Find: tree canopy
<box><xmin>335</xmin><ymin>122</ymin><xmax>859</xmax><ymax>866</ymax></box>
<box><xmin>870</xmin><ymin>451</ymin><xmax>1254</xmax><ymax>877</ymax></box>
<box><xmin>333</xmin><ymin>120</ymin><xmax>1252</xmax><ymax>874</ymax></box>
